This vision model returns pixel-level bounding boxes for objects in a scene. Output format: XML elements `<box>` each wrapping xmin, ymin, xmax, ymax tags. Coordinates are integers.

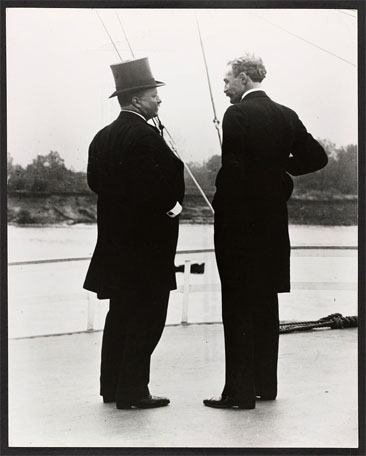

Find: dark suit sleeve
<box><xmin>215</xmin><ymin>106</ymin><xmax>247</xmax><ymax>189</ymax></box>
<box><xmin>221</xmin><ymin>106</ymin><xmax>247</xmax><ymax>161</ymax></box>
<box><xmin>285</xmin><ymin>116</ymin><xmax>328</xmax><ymax>176</ymax></box>
<box><xmin>86</xmin><ymin>137</ymin><xmax>100</xmax><ymax>194</ymax></box>
<box><xmin>124</xmin><ymin>130</ymin><xmax>181</xmax><ymax>213</ymax></box>
<box><xmin>86</xmin><ymin>133</ymin><xmax>128</xmax><ymax>196</ymax></box>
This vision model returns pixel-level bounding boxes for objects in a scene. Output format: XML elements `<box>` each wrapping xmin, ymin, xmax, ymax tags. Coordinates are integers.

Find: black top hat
<box><xmin>109</xmin><ymin>57</ymin><xmax>165</xmax><ymax>98</ymax></box>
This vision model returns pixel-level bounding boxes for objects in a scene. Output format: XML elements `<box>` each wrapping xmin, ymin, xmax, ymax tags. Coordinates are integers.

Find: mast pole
<box><xmin>195</xmin><ymin>14</ymin><xmax>222</xmax><ymax>149</ymax></box>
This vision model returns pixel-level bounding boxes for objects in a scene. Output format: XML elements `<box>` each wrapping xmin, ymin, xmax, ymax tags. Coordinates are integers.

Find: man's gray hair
<box><xmin>228</xmin><ymin>53</ymin><xmax>267</xmax><ymax>82</ymax></box>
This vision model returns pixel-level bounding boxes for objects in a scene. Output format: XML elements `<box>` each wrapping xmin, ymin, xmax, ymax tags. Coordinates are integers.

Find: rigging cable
<box><xmin>255</xmin><ymin>12</ymin><xmax>357</xmax><ymax>68</ymax></box>
<box><xmin>115</xmin><ymin>11</ymin><xmax>135</xmax><ymax>58</ymax></box>
<box><xmin>94</xmin><ymin>9</ymin><xmax>123</xmax><ymax>61</ymax></box>
<box><xmin>154</xmin><ymin>117</ymin><xmax>215</xmax><ymax>213</ymax></box>
<box><xmin>195</xmin><ymin>13</ymin><xmax>222</xmax><ymax>148</ymax></box>
<box><xmin>93</xmin><ymin>9</ymin><xmax>214</xmax><ymax>214</ymax></box>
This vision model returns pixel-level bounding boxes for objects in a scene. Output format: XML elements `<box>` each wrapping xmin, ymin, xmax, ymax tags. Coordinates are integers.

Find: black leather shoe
<box><xmin>203</xmin><ymin>396</ymin><xmax>255</xmax><ymax>410</ymax></box>
<box><xmin>102</xmin><ymin>395</ymin><xmax>115</xmax><ymax>403</ymax></box>
<box><xmin>117</xmin><ymin>394</ymin><xmax>170</xmax><ymax>409</ymax></box>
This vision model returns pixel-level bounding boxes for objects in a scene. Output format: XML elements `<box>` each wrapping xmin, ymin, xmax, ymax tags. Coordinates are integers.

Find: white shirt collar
<box><xmin>122</xmin><ymin>109</ymin><xmax>146</xmax><ymax>121</ymax></box>
<box><xmin>241</xmin><ymin>88</ymin><xmax>264</xmax><ymax>101</ymax></box>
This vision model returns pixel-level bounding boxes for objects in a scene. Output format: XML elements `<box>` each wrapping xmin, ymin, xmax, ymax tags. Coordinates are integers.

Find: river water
<box><xmin>7</xmin><ymin>223</ymin><xmax>357</xmax><ymax>263</ymax></box>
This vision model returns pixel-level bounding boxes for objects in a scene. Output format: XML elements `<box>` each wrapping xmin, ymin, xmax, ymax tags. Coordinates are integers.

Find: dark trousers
<box><xmin>220</xmin><ymin>283</ymin><xmax>279</xmax><ymax>402</ymax></box>
<box><xmin>100</xmin><ymin>287</ymin><xmax>170</xmax><ymax>404</ymax></box>
<box><xmin>214</xmin><ymin>210</ymin><xmax>280</xmax><ymax>402</ymax></box>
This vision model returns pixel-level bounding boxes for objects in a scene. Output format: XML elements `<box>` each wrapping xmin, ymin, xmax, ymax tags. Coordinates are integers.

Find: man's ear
<box><xmin>131</xmin><ymin>96</ymin><xmax>141</xmax><ymax>108</ymax></box>
<box><xmin>239</xmin><ymin>72</ymin><xmax>248</xmax><ymax>84</ymax></box>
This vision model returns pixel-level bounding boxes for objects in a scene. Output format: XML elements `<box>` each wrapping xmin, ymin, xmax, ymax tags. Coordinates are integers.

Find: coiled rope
<box><xmin>279</xmin><ymin>313</ymin><xmax>358</xmax><ymax>334</ymax></box>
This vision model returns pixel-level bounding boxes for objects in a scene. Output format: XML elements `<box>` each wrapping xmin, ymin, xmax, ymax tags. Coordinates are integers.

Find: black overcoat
<box><xmin>83</xmin><ymin>111</ymin><xmax>185</xmax><ymax>299</ymax></box>
<box><xmin>213</xmin><ymin>91</ymin><xmax>328</xmax><ymax>292</ymax></box>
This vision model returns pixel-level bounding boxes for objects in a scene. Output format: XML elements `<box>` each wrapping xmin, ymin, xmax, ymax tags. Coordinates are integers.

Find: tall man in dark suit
<box><xmin>84</xmin><ymin>58</ymin><xmax>185</xmax><ymax>409</ymax></box>
<box><xmin>204</xmin><ymin>53</ymin><xmax>328</xmax><ymax>410</ymax></box>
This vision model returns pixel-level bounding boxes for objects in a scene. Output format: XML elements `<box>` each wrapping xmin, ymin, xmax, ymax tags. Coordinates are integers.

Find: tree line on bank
<box><xmin>7</xmin><ymin>140</ymin><xmax>357</xmax><ymax>198</ymax></box>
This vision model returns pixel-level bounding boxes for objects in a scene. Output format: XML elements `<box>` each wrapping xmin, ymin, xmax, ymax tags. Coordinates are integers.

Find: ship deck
<box><xmin>8</xmin><ymin>323</ymin><xmax>358</xmax><ymax>449</ymax></box>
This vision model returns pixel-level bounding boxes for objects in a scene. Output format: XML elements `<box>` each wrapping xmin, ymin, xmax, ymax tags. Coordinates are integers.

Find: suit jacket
<box><xmin>213</xmin><ymin>91</ymin><xmax>328</xmax><ymax>292</ymax></box>
<box><xmin>83</xmin><ymin>111</ymin><xmax>185</xmax><ymax>299</ymax></box>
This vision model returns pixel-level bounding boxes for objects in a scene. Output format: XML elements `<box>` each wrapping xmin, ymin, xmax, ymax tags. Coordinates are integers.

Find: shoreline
<box><xmin>6</xmin><ymin>220</ymin><xmax>358</xmax><ymax>228</ymax></box>
<box><xmin>8</xmin><ymin>194</ymin><xmax>358</xmax><ymax>227</ymax></box>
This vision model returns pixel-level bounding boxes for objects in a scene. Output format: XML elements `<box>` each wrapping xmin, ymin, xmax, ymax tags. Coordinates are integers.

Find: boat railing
<box><xmin>8</xmin><ymin>246</ymin><xmax>357</xmax><ymax>334</ymax></box>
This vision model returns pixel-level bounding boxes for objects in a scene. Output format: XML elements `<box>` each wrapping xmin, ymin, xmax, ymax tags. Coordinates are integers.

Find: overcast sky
<box><xmin>6</xmin><ymin>7</ymin><xmax>357</xmax><ymax>171</ymax></box>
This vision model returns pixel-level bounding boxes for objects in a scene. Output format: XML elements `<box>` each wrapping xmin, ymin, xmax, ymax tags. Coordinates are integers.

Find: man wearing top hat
<box><xmin>84</xmin><ymin>57</ymin><xmax>185</xmax><ymax>409</ymax></box>
<box><xmin>203</xmin><ymin>53</ymin><xmax>328</xmax><ymax>410</ymax></box>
